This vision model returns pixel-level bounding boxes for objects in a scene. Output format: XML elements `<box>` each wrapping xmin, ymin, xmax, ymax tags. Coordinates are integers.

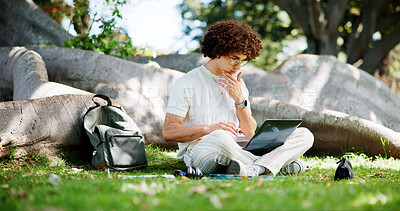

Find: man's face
<box><xmin>215</xmin><ymin>53</ymin><xmax>248</xmax><ymax>76</ymax></box>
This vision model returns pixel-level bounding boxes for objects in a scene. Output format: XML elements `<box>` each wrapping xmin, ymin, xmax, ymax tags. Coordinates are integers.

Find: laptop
<box><xmin>239</xmin><ymin>119</ymin><xmax>302</xmax><ymax>156</ymax></box>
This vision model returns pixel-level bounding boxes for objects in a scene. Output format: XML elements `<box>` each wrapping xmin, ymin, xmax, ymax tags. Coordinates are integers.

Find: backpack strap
<box><xmin>92</xmin><ymin>94</ymin><xmax>113</xmax><ymax>107</ymax></box>
<box><xmin>83</xmin><ymin>94</ymin><xmax>114</xmax><ymax>117</ymax></box>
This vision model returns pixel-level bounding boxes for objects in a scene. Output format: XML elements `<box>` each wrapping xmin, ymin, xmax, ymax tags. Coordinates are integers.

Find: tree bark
<box><xmin>273</xmin><ymin>0</ymin><xmax>347</xmax><ymax>55</ymax></box>
<box><xmin>130</xmin><ymin>53</ymin><xmax>400</xmax><ymax>132</ymax></box>
<box><xmin>346</xmin><ymin>0</ymin><xmax>384</xmax><ymax>65</ymax></box>
<box><xmin>0</xmin><ymin>47</ymin><xmax>91</xmax><ymax>100</ymax></box>
<box><xmin>359</xmin><ymin>24</ymin><xmax>400</xmax><ymax>74</ymax></box>
<box><xmin>2</xmin><ymin>46</ymin><xmax>184</xmax><ymax>149</ymax></box>
<box><xmin>0</xmin><ymin>94</ymin><xmax>95</xmax><ymax>159</ymax></box>
<box><xmin>0</xmin><ymin>0</ymin><xmax>70</xmax><ymax>47</ymax></box>
<box><xmin>273</xmin><ymin>0</ymin><xmax>400</xmax><ymax>75</ymax></box>
<box><xmin>251</xmin><ymin>97</ymin><xmax>400</xmax><ymax>157</ymax></box>
<box><xmin>72</xmin><ymin>0</ymin><xmax>90</xmax><ymax>35</ymax></box>
<box><xmin>1</xmin><ymin>47</ymin><xmax>400</xmax><ymax>159</ymax></box>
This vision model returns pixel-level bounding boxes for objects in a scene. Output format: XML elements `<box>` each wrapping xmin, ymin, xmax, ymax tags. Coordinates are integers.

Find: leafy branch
<box><xmin>63</xmin><ymin>0</ymin><xmax>138</xmax><ymax>59</ymax></box>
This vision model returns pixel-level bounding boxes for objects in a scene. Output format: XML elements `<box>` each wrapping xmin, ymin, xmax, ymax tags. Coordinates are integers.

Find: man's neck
<box><xmin>204</xmin><ymin>59</ymin><xmax>222</xmax><ymax>75</ymax></box>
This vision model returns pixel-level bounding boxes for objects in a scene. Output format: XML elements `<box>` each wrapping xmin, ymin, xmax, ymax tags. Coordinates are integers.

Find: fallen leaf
<box><xmin>68</xmin><ymin>168</ymin><xmax>83</xmax><ymax>174</ymax></box>
<box><xmin>245</xmin><ymin>178</ymin><xmax>264</xmax><ymax>192</ymax></box>
<box><xmin>114</xmin><ymin>172</ymin><xmax>119</xmax><ymax>179</ymax></box>
<box><xmin>132</xmin><ymin>197</ymin><xmax>140</xmax><ymax>205</ymax></box>
<box><xmin>121</xmin><ymin>183</ymin><xmax>135</xmax><ymax>192</ymax></box>
<box><xmin>17</xmin><ymin>191</ymin><xmax>28</xmax><ymax>199</ymax></box>
<box><xmin>363</xmin><ymin>172</ymin><xmax>384</xmax><ymax>178</ymax></box>
<box><xmin>209</xmin><ymin>194</ymin><xmax>223</xmax><ymax>209</ymax></box>
<box><xmin>48</xmin><ymin>174</ymin><xmax>61</xmax><ymax>186</ymax></box>
<box><xmin>181</xmin><ymin>176</ymin><xmax>191</xmax><ymax>181</ymax></box>
<box><xmin>139</xmin><ymin>181</ymin><xmax>155</xmax><ymax>195</ymax></box>
<box><xmin>0</xmin><ymin>174</ymin><xmax>11</xmax><ymax>180</ymax></box>
<box><xmin>83</xmin><ymin>171</ymin><xmax>95</xmax><ymax>180</ymax></box>
<box><xmin>190</xmin><ymin>185</ymin><xmax>208</xmax><ymax>194</ymax></box>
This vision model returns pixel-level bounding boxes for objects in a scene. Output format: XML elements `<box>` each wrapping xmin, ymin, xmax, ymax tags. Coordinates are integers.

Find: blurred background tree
<box><xmin>179</xmin><ymin>0</ymin><xmax>297</xmax><ymax>71</ymax></box>
<box><xmin>179</xmin><ymin>0</ymin><xmax>400</xmax><ymax>78</ymax></box>
<box><xmin>34</xmin><ymin>0</ymin><xmax>138</xmax><ymax>58</ymax></box>
<box><xmin>31</xmin><ymin>0</ymin><xmax>400</xmax><ymax>93</ymax></box>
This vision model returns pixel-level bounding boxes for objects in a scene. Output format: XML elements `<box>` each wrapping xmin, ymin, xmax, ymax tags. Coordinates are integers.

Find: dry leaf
<box><xmin>181</xmin><ymin>176</ymin><xmax>191</xmax><ymax>181</ymax></box>
<box><xmin>209</xmin><ymin>194</ymin><xmax>223</xmax><ymax>209</ymax></box>
<box><xmin>48</xmin><ymin>174</ymin><xmax>61</xmax><ymax>186</ymax></box>
<box><xmin>139</xmin><ymin>181</ymin><xmax>156</xmax><ymax>195</ymax></box>
<box><xmin>83</xmin><ymin>171</ymin><xmax>95</xmax><ymax>180</ymax></box>
<box><xmin>190</xmin><ymin>185</ymin><xmax>208</xmax><ymax>194</ymax></box>
<box><xmin>245</xmin><ymin>178</ymin><xmax>264</xmax><ymax>192</ymax></box>
<box><xmin>0</xmin><ymin>174</ymin><xmax>11</xmax><ymax>180</ymax></box>
<box><xmin>68</xmin><ymin>168</ymin><xmax>83</xmax><ymax>174</ymax></box>
<box><xmin>132</xmin><ymin>197</ymin><xmax>140</xmax><ymax>205</ymax></box>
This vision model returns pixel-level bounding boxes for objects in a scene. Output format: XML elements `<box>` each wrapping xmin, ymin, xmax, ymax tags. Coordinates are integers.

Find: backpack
<box><xmin>83</xmin><ymin>94</ymin><xmax>147</xmax><ymax>170</ymax></box>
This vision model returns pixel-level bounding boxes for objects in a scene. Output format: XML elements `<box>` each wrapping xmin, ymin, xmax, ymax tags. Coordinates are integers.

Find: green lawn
<box><xmin>1</xmin><ymin>145</ymin><xmax>399</xmax><ymax>210</ymax></box>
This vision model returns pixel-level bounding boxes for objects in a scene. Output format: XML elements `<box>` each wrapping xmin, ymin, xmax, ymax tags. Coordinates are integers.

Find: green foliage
<box><xmin>379</xmin><ymin>137</ymin><xmax>388</xmax><ymax>159</ymax></box>
<box><xmin>388</xmin><ymin>44</ymin><xmax>400</xmax><ymax>79</ymax></box>
<box><xmin>1</xmin><ymin>146</ymin><xmax>400</xmax><ymax>210</ymax></box>
<box><xmin>63</xmin><ymin>0</ymin><xmax>138</xmax><ymax>59</ymax></box>
<box><xmin>179</xmin><ymin>0</ymin><xmax>297</xmax><ymax>71</ymax></box>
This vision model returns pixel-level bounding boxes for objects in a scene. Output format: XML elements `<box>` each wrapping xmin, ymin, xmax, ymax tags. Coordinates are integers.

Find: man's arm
<box><xmin>162</xmin><ymin>113</ymin><xmax>241</xmax><ymax>143</ymax></box>
<box><xmin>236</xmin><ymin>106</ymin><xmax>257</xmax><ymax>137</ymax></box>
<box><xmin>221</xmin><ymin>71</ymin><xmax>257</xmax><ymax>137</ymax></box>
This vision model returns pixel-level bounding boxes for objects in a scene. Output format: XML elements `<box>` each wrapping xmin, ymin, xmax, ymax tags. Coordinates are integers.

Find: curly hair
<box><xmin>201</xmin><ymin>20</ymin><xmax>263</xmax><ymax>61</ymax></box>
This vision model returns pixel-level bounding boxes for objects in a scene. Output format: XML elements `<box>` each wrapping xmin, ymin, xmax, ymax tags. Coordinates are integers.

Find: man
<box><xmin>163</xmin><ymin>20</ymin><xmax>314</xmax><ymax>176</ymax></box>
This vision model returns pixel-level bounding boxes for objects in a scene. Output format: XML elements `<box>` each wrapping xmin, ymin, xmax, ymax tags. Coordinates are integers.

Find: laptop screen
<box><xmin>243</xmin><ymin>119</ymin><xmax>302</xmax><ymax>155</ymax></box>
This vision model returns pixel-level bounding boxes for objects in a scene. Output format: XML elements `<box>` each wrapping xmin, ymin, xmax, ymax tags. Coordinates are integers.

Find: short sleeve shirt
<box><xmin>165</xmin><ymin>65</ymin><xmax>251</xmax><ymax>158</ymax></box>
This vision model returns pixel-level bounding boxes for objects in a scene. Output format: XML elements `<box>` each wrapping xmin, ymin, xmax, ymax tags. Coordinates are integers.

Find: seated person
<box><xmin>162</xmin><ymin>20</ymin><xmax>314</xmax><ymax>176</ymax></box>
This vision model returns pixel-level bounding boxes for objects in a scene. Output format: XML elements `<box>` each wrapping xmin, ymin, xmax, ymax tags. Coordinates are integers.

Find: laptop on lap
<box><xmin>237</xmin><ymin>119</ymin><xmax>302</xmax><ymax>156</ymax></box>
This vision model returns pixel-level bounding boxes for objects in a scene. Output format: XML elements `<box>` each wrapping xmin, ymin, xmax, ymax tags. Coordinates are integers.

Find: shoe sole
<box><xmin>281</xmin><ymin>160</ymin><xmax>305</xmax><ymax>175</ymax></box>
<box><xmin>226</xmin><ymin>160</ymin><xmax>241</xmax><ymax>175</ymax></box>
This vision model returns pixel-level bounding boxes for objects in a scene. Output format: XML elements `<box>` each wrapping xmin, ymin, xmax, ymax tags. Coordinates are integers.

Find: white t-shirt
<box><xmin>166</xmin><ymin>65</ymin><xmax>251</xmax><ymax>158</ymax></box>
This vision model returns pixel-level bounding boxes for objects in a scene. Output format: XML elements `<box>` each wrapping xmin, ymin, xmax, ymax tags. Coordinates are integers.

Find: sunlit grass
<box><xmin>1</xmin><ymin>145</ymin><xmax>400</xmax><ymax>210</ymax></box>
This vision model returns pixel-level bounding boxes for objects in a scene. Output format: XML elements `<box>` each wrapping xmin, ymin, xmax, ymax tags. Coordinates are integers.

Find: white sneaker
<box><xmin>226</xmin><ymin>160</ymin><xmax>265</xmax><ymax>177</ymax></box>
<box><xmin>280</xmin><ymin>160</ymin><xmax>306</xmax><ymax>175</ymax></box>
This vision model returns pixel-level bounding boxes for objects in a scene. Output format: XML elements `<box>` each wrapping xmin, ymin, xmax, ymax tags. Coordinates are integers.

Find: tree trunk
<box><xmin>273</xmin><ymin>0</ymin><xmax>400</xmax><ymax>75</ymax></box>
<box><xmin>130</xmin><ymin>53</ymin><xmax>400</xmax><ymax>132</ymax></box>
<box><xmin>359</xmin><ymin>24</ymin><xmax>400</xmax><ymax>74</ymax></box>
<box><xmin>0</xmin><ymin>0</ymin><xmax>70</xmax><ymax>47</ymax></box>
<box><xmin>1</xmin><ymin>47</ymin><xmax>400</xmax><ymax>159</ymax></box>
<box><xmin>251</xmin><ymin>97</ymin><xmax>400</xmax><ymax>157</ymax></box>
<box><xmin>0</xmin><ymin>47</ymin><xmax>91</xmax><ymax>100</ymax></box>
<box><xmin>0</xmin><ymin>94</ymin><xmax>95</xmax><ymax>159</ymax></box>
<box><xmin>1</xmin><ymin>46</ymin><xmax>183</xmax><ymax>151</ymax></box>
<box><xmin>273</xmin><ymin>0</ymin><xmax>348</xmax><ymax>56</ymax></box>
<box><xmin>72</xmin><ymin>0</ymin><xmax>90</xmax><ymax>35</ymax></box>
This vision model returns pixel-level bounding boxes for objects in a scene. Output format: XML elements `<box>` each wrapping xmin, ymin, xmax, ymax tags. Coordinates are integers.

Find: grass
<box><xmin>1</xmin><ymin>145</ymin><xmax>400</xmax><ymax>210</ymax></box>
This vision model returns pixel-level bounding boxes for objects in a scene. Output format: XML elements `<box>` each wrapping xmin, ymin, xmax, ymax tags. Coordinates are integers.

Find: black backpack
<box><xmin>83</xmin><ymin>94</ymin><xmax>147</xmax><ymax>170</ymax></box>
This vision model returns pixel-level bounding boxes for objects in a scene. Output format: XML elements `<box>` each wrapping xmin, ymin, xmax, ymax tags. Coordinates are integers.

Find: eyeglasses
<box><xmin>227</xmin><ymin>55</ymin><xmax>249</xmax><ymax>67</ymax></box>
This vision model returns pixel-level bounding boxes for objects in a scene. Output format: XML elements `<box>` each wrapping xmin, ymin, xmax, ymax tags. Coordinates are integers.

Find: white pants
<box><xmin>184</xmin><ymin>127</ymin><xmax>314</xmax><ymax>176</ymax></box>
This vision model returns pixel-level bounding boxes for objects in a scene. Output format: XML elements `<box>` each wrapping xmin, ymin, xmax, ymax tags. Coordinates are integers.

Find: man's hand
<box><xmin>218</xmin><ymin>71</ymin><xmax>245</xmax><ymax>104</ymax></box>
<box><xmin>206</xmin><ymin>120</ymin><xmax>240</xmax><ymax>136</ymax></box>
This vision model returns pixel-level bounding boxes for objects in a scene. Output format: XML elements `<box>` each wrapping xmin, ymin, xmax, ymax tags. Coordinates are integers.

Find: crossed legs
<box><xmin>185</xmin><ymin>127</ymin><xmax>314</xmax><ymax>176</ymax></box>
